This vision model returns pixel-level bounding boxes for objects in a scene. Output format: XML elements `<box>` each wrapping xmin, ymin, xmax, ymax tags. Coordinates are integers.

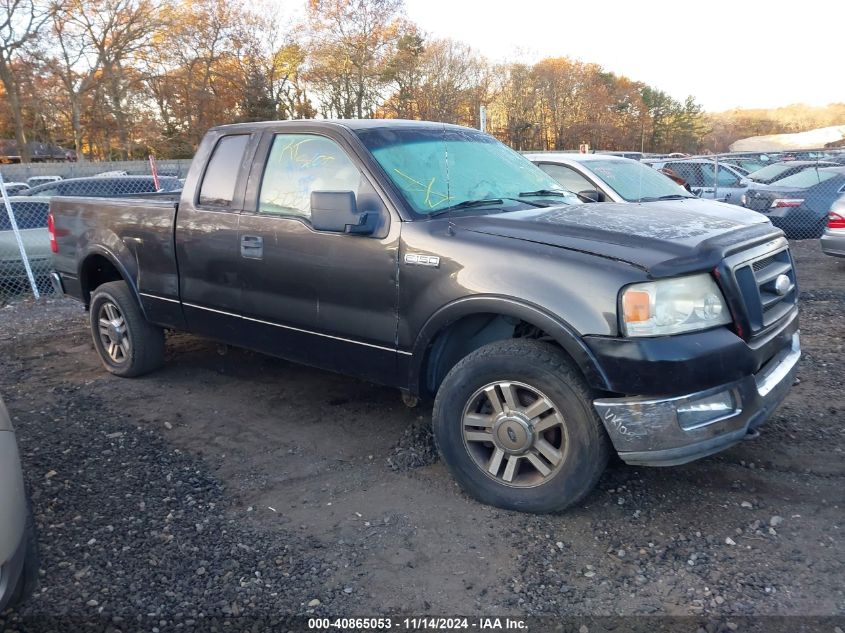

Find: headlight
<box><xmin>621</xmin><ymin>273</ymin><xmax>731</xmax><ymax>337</ymax></box>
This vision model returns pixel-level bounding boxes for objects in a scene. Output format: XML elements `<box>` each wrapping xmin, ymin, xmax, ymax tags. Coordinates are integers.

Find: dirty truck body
<box><xmin>50</xmin><ymin>120</ymin><xmax>800</xmax><ymax>513</ymax></box>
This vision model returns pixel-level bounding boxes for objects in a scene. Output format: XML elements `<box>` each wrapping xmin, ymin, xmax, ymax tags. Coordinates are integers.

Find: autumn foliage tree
<box><xmin>0</xmin><ymin>0</ymin><xmax>841</xmax><ymax>161</ymax></box>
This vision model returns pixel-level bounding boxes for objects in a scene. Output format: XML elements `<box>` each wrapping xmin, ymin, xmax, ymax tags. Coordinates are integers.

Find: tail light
<box><xmin>829</xmin><ymin>210</ymin><xmax>845</xmax><ymax>230</ymax></box>
<box><xmin>47</xmin><ymin>212</ymin><xmax>58</xmax><ymax>253</ymax></box>
<box><xmin>770</xmin><ymin>198</ymin><xmax>804</xmax><ymax>209</ymax></box>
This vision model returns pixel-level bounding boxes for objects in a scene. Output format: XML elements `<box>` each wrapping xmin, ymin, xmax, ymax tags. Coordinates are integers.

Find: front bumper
<box><xmin>820</xmin><ymin>231</ymin><xmax>845</xmax><ymax>258</ymax></box>
<box><xmin>593</xmin><ymin>331</ymin><xmax>800</xmax><ymax>466</ymax></box>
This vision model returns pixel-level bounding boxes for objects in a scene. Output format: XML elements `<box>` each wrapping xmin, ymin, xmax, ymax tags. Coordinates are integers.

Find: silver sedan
<box><xmin>820</xmin><ymin>194</ymin><xmax>845</xmax><ymax>258</ymax></box>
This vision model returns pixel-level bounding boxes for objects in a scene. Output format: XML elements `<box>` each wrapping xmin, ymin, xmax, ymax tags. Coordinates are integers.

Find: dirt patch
<box><xmin>0</xmin><ymin>239</ymin><xmax>843</xmax><ymax>626</ymax></box>
<box><xmin>387</xmin><ymin>418</ymin><xmax>438</xmax><ymax>472</ymax></box>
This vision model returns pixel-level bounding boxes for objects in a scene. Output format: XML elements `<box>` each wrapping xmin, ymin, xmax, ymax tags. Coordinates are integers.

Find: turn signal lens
<box><xmin>622</xmin><ymin>290</ymin><xmax>651</xmax><ymax>323</ymax></box>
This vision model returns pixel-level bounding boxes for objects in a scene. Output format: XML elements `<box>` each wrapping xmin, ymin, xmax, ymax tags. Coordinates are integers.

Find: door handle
<box><xmin>240</xmin><ymin>235</ymin><xmax>263</xmax><ymax>259</ymax></box>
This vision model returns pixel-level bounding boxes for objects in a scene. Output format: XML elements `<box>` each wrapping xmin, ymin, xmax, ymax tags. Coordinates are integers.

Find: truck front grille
<box><xmin>732</xmin><ymin>245</ymin><xmax>797</xmax><ymax>334</ymax></box>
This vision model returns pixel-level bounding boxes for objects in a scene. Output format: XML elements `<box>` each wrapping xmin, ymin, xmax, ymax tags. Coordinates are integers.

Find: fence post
<box><xmin>0</xmin><ymin>172</ymin><xmax>40</xmax><ymax>298</ymax></box>
<box><xmin>713</xmin><ymin>154</ymin><xmax>719</xmax><ymax>202</ymax></box>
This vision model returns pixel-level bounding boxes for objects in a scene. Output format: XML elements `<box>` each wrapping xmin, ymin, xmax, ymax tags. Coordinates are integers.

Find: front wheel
<box><xmin>89</xmin><ymin>281</ymin><xmax>164</xmax><ymax>377</ymax></box>
<box><xmin>432</xmin><ymin>339</ymin><xmax>610</xmax><ymax>513</ymax></box>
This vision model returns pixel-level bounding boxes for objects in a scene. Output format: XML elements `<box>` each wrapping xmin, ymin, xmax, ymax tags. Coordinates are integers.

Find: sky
<box><xmin>403</xmin><ymin>0</ymin><xmax>845</xmax><ymax>113</ymax></box>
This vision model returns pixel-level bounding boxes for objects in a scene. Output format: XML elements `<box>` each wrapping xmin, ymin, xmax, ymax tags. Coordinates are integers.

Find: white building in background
<box><xmin>730</xmin><ymin>125</ymin><xmax>845</xmax><ymax>152</ymax></box>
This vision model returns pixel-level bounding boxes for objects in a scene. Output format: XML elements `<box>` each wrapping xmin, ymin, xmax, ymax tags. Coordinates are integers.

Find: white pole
<box><xmin>0</xmin><ymin>172</ymin><xmax>40</xmax><ymax>298</ymax></box>
<box><xmin>480</xmin><ymin>106</ymin><xmax>487</xmax><ymax>133</ymax></box>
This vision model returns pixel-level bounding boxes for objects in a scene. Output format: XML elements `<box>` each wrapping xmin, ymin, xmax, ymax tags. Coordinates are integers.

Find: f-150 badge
<box><xmin>404</xmin><ymin>253</ymin><xmax>440</xmax><ymax>267</ymax></box>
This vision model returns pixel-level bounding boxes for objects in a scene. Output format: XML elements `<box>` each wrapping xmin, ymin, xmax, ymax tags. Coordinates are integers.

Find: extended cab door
<box><xmin>175</xmin><ymin>131</ymin><xmax>258</xmax><ymax>342</ymax></box>
<box><xmin>236</xmin><ymin>129</ymin><xmax>401</xmax><ymax>385</ymax></box>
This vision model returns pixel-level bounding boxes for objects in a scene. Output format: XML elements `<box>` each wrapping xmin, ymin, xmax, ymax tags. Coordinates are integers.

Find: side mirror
<box><xmin>310</xmin><ymin>191</ymin><xmax>377</xmax><ymax>235</ymax></box>
<box><xmin>577</xmin><ymin>189</ymin><xmax>605</xmax><ymax>203</ymax></box>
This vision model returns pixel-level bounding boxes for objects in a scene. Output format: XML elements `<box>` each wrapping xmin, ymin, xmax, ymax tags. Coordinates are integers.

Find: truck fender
<box><xmin>77</xmin><ymin>244</ymin><xmax>147</xmax><ymax>319</ymax></box>
<box><xmin>408</xmin><ymin>295</ymin><xmax>612</xmax><ymax>396</ymax></box>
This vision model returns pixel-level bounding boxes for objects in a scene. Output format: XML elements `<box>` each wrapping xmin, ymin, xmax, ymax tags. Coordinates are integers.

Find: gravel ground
<box><xmin>0</xmin><ymin>240</ymin><xmax>843</xmax><ymax>631</ymax></box>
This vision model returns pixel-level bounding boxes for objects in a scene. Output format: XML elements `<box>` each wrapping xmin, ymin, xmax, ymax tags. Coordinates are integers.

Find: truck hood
<box><xmin>451</xmin><ymin>201</ymin><xmax>780</xmax><ymax>277</ymax></box>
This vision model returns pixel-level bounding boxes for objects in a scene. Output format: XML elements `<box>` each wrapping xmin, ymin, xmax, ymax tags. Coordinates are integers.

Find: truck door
<box><xmin>175</xmin><ymin>132</ymin><xmax>256</xmax><ymax>343</ymax></box>
<box><xmin>237</xmin><ymin>131</ymin><xmax>400</xmax><ymax>385</ymax></box>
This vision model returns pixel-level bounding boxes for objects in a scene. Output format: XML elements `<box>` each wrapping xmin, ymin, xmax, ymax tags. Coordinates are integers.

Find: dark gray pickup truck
<box><xmin>50</xmin><ymin>120</ymin><xmax>801</xmax><ymax>513</ymax></box>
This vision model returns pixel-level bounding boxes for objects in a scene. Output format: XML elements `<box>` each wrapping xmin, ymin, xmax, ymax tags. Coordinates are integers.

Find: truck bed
<box><xmin>50</xmin><ymin>195</ymin><xmax>181</xmax><ymax>312</ymax></box>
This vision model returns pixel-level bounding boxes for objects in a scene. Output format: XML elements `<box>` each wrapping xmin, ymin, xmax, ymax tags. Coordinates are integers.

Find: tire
<box><xmin>89</xmin><ymin>281</ymin><xmax>164</xmax><ymax>377</ymax></box>
<box><xmin>432</xmin><ymin>339</ymin><xmax>610</xmax><ymax>514</ymax></box>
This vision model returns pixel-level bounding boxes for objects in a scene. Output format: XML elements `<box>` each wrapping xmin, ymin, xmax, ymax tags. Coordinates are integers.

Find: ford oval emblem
<box><xmin>774</xmin><ymin>274</ymin><xmax>791</xmax><ymax>296</ymax></box>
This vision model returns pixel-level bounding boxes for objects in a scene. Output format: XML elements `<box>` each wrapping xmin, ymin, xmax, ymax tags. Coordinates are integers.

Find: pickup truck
<box><xmin>49</xmin><ymin>120</ymin><xmax>801</xmax><ymax>513</ymax></box>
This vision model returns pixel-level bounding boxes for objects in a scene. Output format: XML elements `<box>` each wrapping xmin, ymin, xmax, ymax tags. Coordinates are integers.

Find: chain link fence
<box><xmin>643</xmin><ymin>149</ymin><xmax>845</xmax><ymax>240</ymax></box>
<box><xmin>0</xmin><ymin>159</ymin><xmax>191</xmax><ymax>305</ymax></box>
<box><xmin>3</xmin><ymin>148</ymin><xmax>843</xmax><ymax>305</ymax></box>
<box><xmin>527</xmin><ymin>147</ymin><xmax>845</xmax><ymax>240</ymax></box>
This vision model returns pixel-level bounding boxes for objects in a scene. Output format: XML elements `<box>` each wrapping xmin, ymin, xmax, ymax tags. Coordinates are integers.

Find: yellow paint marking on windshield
<box><xmin>393</xmin><ymin>168</ymin><xmax>451</xmax><ymax>209</ymax></box>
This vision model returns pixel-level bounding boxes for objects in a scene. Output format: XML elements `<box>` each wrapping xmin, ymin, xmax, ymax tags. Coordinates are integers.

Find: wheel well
<box><xmin>80</xmin><ymin>254</ymin><xmax>123</xmax><ymax>304</ymax></box>
<box><xmin>420</xmin><ymin>313</ymin><xmax>574</xmax><ymax>398</ymax></box>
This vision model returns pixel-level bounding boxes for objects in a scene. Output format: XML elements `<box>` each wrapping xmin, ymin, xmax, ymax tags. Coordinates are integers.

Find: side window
<box><xmin>199</xmin><ymin>134</ymin><xmax>250</xmax><ymax>207</ymax></box>
<box><xmin>258</xmin><ymin>134</ymin><xmax>361</xmax><ymax>219</ymax></box>
<box><xmin>537</xmin><ymin>163</ymin><xmax>594</xmax><ymax>193</ymax></box>
<box><xmin>668</xmin><ymin>163</ymin><xmax>702</xmax><ymax>187</ymax></box>
<box><xmin>697</xmin><ymin>162</ymin><xmax>718</xmax><ymax>187</ymax></box>
<box><xmin>716</xmin><ymin>165</ymin><xmax>740</xmax><ymax>187</ymax></box>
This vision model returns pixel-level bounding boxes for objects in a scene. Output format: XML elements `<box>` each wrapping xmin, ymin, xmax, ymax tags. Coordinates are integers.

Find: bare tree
<box><xmin>50</xmin><ymin>0</ymin><xmax>160</xmax><ymax>159</ymax></box>
<box><xmin>0</xmin><ymin>0</ymin><xmax>51</xmax><ymax>162</ymax></box>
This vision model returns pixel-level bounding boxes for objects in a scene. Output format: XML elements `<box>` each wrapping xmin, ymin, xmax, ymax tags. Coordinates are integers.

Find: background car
<box><xmin>595</xmin><ymin>150</ymin><xmax>643</xmax><ymax>161</ymax></box>
<box><xmin>744</xmin><ymin>160</ymin><xmax>838</xmax><ymax>185</ymax></box>
<box><xmin>526</xmin><ymin>152</ymin><xmax>696</xmax><ymax>202</ymax></box>
<box><xmin>0</xmin><ymin>395</ymin><xmax>38</xmax><ymax>612</ymax></box>
<box><xmin>1</xmin><ymin>182</ymin><xmax>30</xmax><ymax>197</ymax></box>
<box><xmin>644</xmin><ymin>158</ymin><xmax>748</xmax><ymax>204</ymax></box>
<box><xmin>25</xmin><ymin>175</ymin><xmax>61</xmax><ymax>188</ymax></box>
<box><xmin>724</xmin><ymin>164</ymin><xmax>751</xmax><ymax>176</ymax></box>
<box><xmin>22</xmin><ymin>175</ymin><xmax>181</xmax><ymax>198</ymax></box>
<box><xmin>525</xmin><ymin>152</ymin><xmax>769</xmax><ymax>227</ymax></box>
<box><xmin>741</xmin><ymin>166</ymin><xmax>845</xmax><ymax>238</ymax></box>
<box><xmin>820</xmin><ymin>193</ymin><xmax>845</xmax><ymax>258</ymax></box>
<box><xmin>717</xmin><ymin>153</ymin><xmax>777</xmax><ymax>173</ymax></box>
<box><xmin>0</xmin><ymin>197</ymin><xmax>51</xmax><ymax>293</ymax></box>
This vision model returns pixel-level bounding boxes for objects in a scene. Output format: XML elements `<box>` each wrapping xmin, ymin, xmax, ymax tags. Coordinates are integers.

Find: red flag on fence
<box><xmin>149</xmin><ymin>154</ymin><xmax>160</xmax><ymax>190</ymax></box>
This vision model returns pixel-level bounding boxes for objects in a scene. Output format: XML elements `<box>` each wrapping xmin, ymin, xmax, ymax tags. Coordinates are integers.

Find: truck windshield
<box><xmin>355</xmin><ymin>126</ymin><xmax>577</xmax><ymax>217</ymax></box>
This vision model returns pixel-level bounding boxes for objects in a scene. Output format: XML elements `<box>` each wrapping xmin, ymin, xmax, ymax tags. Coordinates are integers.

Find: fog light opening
<box><xmin>676</xmin><ymin>390</ymin><xmax>738</xmax><ymax>430</ymax></box>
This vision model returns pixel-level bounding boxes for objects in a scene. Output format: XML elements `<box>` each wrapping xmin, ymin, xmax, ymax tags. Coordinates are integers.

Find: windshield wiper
<box><xmin>636</xmin><ymin>194</ymin><xmax>695</xmax><ymax>202</ymax></box>
<box><xmin>519</xmin><ymin>189</ymin><xmax>571</xmax><ymax>198</ymax></box>
<box><xmin>429</xmin><ymin>198</ymin><xmax>505</xmax><ymax>218</ymax></box>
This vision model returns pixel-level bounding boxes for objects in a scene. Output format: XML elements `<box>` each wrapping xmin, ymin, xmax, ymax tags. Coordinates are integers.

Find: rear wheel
<box><xmin>89</xmin><ymin>281</ymin><xmax>164</xmax><ymax>377</ymax></box>
<box><xmin>432</xmin><ymin>339</ymin><xmax>610</xmax><ymax>513</ymax></box>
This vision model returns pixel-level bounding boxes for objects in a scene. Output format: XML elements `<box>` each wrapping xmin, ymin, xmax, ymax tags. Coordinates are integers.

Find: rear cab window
<box><xmin>198</xmin><ymin>134</ymin><xmax>250</xmax><ymax>207</ymax></box>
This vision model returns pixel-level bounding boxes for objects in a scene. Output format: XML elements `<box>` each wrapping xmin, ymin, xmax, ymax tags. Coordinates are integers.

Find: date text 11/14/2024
<box><xmin>308</xmin><ymin>617</ymin><xmax>528</xmax><ymax>630</ymax></box>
